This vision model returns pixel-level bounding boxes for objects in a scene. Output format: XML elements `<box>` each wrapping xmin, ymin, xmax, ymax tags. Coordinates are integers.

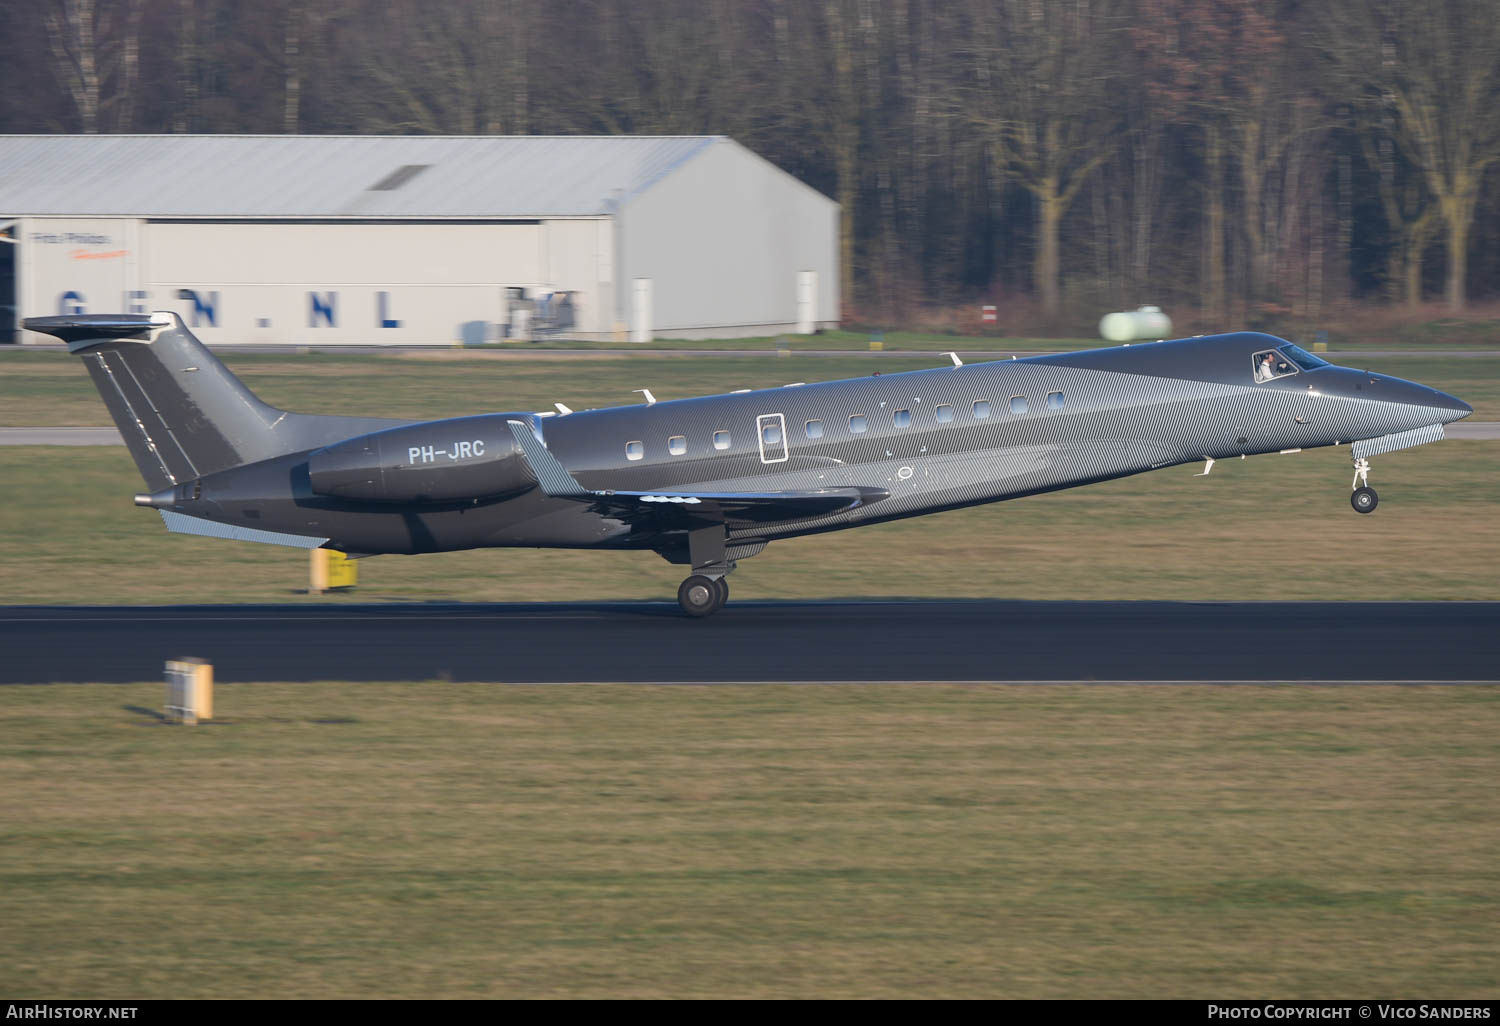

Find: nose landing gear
<box><xmin>1351</xmin><ymin>457</ymin><xmax>1378</xmax><ymax>514</ymax></box>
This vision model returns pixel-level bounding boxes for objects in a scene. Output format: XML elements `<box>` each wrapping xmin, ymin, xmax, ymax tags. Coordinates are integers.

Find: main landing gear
<box><xmin>676</xmin><ymin>522</ymin><xmax>736</xmax><ymax>617</ymax></box>
<box><xmin>678</xmin><ymin>573</ymin><xmax>730</xmax><ymax>617</ymax></box>
<box><xmin>1351</xmin><ymin>457</ymin><xmax>1378</xmax><ymax>514</ymax></box>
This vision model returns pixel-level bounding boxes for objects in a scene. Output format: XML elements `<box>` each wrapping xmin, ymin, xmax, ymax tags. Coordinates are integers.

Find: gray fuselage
<box><xmin>174</xmin><ymin>331</ymin><xmax>1471</xmax><ymax>559</ymax></box>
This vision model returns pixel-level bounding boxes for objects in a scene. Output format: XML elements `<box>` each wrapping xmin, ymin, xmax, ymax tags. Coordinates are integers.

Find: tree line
<box><xmin>6</xmin><ymin>0</ymin><xmax>1500</xmax><ymax>332</ymax></box>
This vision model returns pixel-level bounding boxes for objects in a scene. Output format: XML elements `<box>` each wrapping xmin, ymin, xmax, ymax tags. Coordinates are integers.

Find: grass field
<box><xmin>0</xmin><ymin>349</ymin><xmax>948</xmax><ymax>426</ymax></box>
<box><xmin>4</xmin><ymin>345</ymin><xmax>1496</xmax><ymax>1000</ymax></box>
<box><xmin>515</xmin><ymin>314</ymin><xmax>1499</xmax><ymax>350</ymax></box>
<box><xmin>3</xmin><ymin>349</ymin><xmax>1499</xmax><ymax>426</ymax></box>
<box><xmin>485</xmin><ymin>328</ymin><xmax>1092</xmax><ymax>351</ymax></box>
<box><xmin>1</xmin><ymin>349</ymin><xmax>1496</xmax><ymax>604</ymax></box>
<box><xmin>1</xmin><ymin>682</ymin><xmax>1495</xmax><ymax>999</ymax></box>
<box><xmin>1</xmin><ymin>440</ymin><xmax>1496</xmax><ymax>605</ymax></box>
<box><xmin>9</xmin><ymin>321</ymin><xmax>1493</xmax><ymax>356</ymax></box>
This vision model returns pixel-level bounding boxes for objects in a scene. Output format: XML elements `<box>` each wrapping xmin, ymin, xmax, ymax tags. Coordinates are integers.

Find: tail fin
<box><xmin>23</xmin><ymin>312</ymin><xmax>403</xmax><ymax>491</ymax></box>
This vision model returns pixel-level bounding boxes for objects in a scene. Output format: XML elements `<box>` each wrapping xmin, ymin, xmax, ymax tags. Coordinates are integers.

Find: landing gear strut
<box><xmin>1351</xmin><ymin>457</ymin><xmax>1378</xmax><ymax>514</ymax></box>
<box><xmin>677</xmin><ymin>522</ymin><xmax>734</xmax><ymax>617</ymax></box>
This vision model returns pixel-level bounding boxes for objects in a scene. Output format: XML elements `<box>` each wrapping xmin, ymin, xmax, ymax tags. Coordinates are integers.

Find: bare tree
<box><xmin>171</xmin><ymin>0</ymin><xmax>201</xmax><ymax>132</ymax></box>
<box><xmin>965</xmin><ymin>0</ymin><xmax>1125</xmax><ymax>315</ymax></box>
<box><xmin>277</xmin><ymin>1</ymin><xmax>349</xmax><ymax>134</ymax></box>
<box><xmin>1355</xmin><ymin>124</ymin><xmax>1437</xmax><ymax>307</ymax></box>
<box><xmin>43</xmin><ymin>0</ymin><xmax>147</xmax><ymax>132</ymax></box>
<box><xmin>346</xmin><ymin>0</ymin><xmax>531</xmax><ymax>135</ymax></box>
<box><xmin>1320</xmin><ymin>0</ymin><xmax>1500</xmax><ymax>311</ymax></box>
<box><xmin>11</xmin><ymin>0</ymin><xmax>1500</xmax><ymax>321</ymax></box>
<box><xmin>1088</xmin><ymin>49</ymin><xmax>1167</xmax><ymax>304</ymax></box>
<box><xmin>822</xmin><ymin>0</ymin><xmax>862</xmax><ymax>315</ymax></box>
<box><xmin>1135</xmin><ymin>0</ymin><xmax>1302</xmax><ymax>322</ymax></box>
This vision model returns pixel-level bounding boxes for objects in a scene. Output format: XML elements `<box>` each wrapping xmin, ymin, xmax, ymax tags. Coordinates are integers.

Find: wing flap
<box><xmin>588</xmin><ymin>487</ymin><xmax>882</xmax><ymax>525</ymax></box>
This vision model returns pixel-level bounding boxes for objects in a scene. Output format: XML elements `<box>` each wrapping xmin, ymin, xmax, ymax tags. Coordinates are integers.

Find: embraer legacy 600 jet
<box><xmin>26</xmin><ymin>313</ymin><xmax>1472</xmax><ymax>616</ymax></box>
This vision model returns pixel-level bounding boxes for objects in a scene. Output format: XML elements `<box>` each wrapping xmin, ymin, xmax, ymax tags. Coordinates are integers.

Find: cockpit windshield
<box><xmin>1253</xmin><ymin>349</ymin><xmax>1297</xmax><ymax>382</ymax></box>
<box><xmin>1278</xmin><ymin>344</ymin><xmax>1330</xmax><ymax>372</ymax></box>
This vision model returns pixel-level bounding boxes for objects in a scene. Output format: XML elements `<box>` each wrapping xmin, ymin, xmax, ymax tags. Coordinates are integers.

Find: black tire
<box><xmin>1351</xmin><ymin>486</ymin><xmax>1379</xmax><ymax>514</ymax></box>
<box><xmin>712</xmin><ymin>576</ymin><xmax>730</xmax><ymax>608</ymax></box>
<box><xmin>678</xmin><ymin>575</ymin><xmax>721</xmax><ymax>617</ymax></box>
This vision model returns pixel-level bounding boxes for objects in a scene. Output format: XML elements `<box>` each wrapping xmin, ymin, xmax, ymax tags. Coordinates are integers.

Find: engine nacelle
<box><xmin>308</xmin><ymin>415</ymin><xmax>538</xmax><ymax>503</ymax></box>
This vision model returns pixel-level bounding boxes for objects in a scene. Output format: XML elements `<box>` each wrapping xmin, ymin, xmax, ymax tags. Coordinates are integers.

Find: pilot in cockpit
<box><xmin>1255</xmin><ymin>352</ymin><xmax>1277</xmax><ymax>383</ymax></box>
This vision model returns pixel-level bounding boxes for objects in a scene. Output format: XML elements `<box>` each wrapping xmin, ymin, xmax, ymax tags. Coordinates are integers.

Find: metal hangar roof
<box><xmin>0</xmin><ymin>134</ymin><xmax>728</xmax><ymax>219</ymax></box>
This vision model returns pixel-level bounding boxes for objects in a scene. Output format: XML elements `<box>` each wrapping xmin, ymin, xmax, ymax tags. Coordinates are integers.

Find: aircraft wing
<box><xmin>506</xmin><ymin>420</ymin><xmax>886</xmax><ymax>526</ymax></box>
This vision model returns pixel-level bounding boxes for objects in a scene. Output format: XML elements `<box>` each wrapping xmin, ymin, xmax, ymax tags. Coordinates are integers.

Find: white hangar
<box><xmin>0</xmin><ymin>134</ymin><xmax>839</xmax><ymax>344</ymax></box>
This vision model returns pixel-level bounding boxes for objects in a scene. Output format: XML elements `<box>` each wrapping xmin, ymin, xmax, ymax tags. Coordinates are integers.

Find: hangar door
<box><xmin>0</xmin><ymin>220</ymin><xmax>14</xmax><ymax>340</ymax></box>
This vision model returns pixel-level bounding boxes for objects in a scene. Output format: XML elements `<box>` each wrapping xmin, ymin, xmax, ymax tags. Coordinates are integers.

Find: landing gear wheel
<box><xmin>1352</xmin><ymin>486</ymin><xmax>1378</xmax><ymax>514</ymax></box>
<box><xmin>712</xmin><ymin>576</ymin><xmax>729</xmax><ymax>608</ymax></box>
<box><xmin>678</xmin><ymin>575</ymin><xmax>724</xmax><ymax>617</ymax></box>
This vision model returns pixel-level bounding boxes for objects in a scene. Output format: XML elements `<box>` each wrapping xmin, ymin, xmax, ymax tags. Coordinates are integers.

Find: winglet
<box><xmin>506</xmin><ymin>420</ymin><xmax>589</xmax><ymax>498</ymax></box>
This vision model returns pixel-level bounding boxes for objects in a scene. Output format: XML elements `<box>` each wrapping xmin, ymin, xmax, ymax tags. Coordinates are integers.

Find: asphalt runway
<box><xmin>2</xmin><ymin>600</ymin><xmax>1496</xmax><ymax>684</ymax></box>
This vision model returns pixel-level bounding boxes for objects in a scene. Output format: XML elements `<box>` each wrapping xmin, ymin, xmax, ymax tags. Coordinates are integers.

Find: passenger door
<box><xmin>756</xmin><ymin>413</ymin><xmax>789</xmax><ymax>464</ymax></box>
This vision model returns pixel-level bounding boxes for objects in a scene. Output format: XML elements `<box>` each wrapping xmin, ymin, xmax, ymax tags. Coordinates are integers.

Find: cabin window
<box><xmin>893</xmin><ymin>409</ymin><xmax>912</xmax><ymax>428</ymax></box>
<box><xmin>713</xmin><ymin>430</ymin><xmax>731</xmax><ymax>450</ymax></box>
<box><xmin>1047</xmin><ymin>391</ymin><xmax>1065</xmax><ymax>411</ymax></box>
<box><xmin>1010</xmin><ymin>395</ymin><xmax>1029</xmax><ymax>415</ymax></box>
<box><xmin>668</xmin><ymin>435</ymin><xmax>687</xmax><ymax>456</ymax></box>
<box><xmin>935</xmin><ymin>405</ymin><xmax>954</xmax><ymax>423</ymax></box>
<box><xmin>805</xmin><ymin>419</ymin><xmax>824</xmax><ymax>439</ymax></box>
<box><xmin>762</xmin><ymin>422</ymin><xmax>783</xmax><ymax>445</ymax></box>
<box><xmin>849</xmin><ymin>414</ymin><xmax>868</xmax><ymax>434</ymax></box>
<box><xmin>973</xmin><ymin>400</ymin><xmax>991</xmax><ymax>419</ymax></box>
<box><xmin>626</xmin><ymin>440</ymin><xmax>644</xmax><ymax>461</ymax></box>
<box><xmin>1253</xmin><ymin>349</ymin><xmax>1298</xmax><ymax>382</ymax></box>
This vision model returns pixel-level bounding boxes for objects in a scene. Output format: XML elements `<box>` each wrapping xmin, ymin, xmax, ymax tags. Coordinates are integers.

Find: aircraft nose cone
<box><xmin>1370</xmin><ymin>373</ymin><xmax>1473</xmax><ymax>424</ymax></box>
<box><xmin>1427</xmin><ymin>387</ymin><xmax>1472</xmax><ymax>423</ymax></box>
<box><xmin>1448</xmin><ymin>393</ymin><xmax>1474</xmax><ymax>419</ymax></box>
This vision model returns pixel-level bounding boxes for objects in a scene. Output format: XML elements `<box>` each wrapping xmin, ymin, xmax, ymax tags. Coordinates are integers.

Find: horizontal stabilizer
<box><xmin>22</xmin><ymin>314</ymin><xmax>167</xmax><ymax>350</ymax></box>
<box><xmin>505</xmin><ymin>419</ymin><xmax>887</xmax><ymax>526</ymax></box>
